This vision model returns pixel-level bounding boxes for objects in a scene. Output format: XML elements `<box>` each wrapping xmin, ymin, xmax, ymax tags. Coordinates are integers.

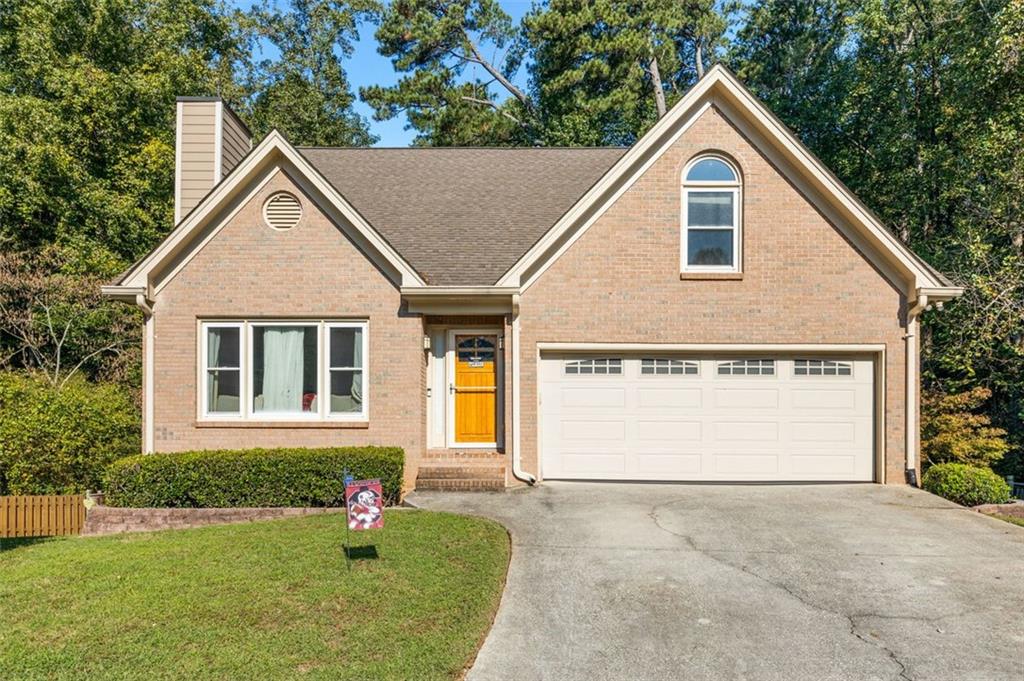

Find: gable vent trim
<box><xmin>263</xmin><ymin>192</ymin><xmax>302</xmax><ymax>230</ymax></box>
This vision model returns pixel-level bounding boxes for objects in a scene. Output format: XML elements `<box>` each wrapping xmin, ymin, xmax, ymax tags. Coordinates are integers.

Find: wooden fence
<box><xmin>0</xmin><ymin>495</ymin><xmax>86</xmax><ymax>538</ymax></box>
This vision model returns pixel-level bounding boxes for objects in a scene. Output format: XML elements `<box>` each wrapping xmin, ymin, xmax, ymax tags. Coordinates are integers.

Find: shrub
<box><xmin>921</xmin><ymin>387</ymin><xmax>1009</xmax><ymax>469</ymax></box>
<box><xmin>104</xmin><ymin>447</ymin><xmax>404</xmax><ymax>508</ymax></box>
<box><xmin>922</xmin><ymin>463</ymin><xmax>1011</xmax><ymax>506</ymax></box>
<box><xmin>0</xmin><ymin>372</ymin><xmax>139</xmax><ymax>495</ymax></box>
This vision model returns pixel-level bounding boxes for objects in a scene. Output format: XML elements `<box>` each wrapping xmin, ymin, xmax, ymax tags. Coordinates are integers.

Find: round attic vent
<box><xmin>263</xmin><ymin>191</ymin><xmax>302</xmax><ymax>230</ymax></box>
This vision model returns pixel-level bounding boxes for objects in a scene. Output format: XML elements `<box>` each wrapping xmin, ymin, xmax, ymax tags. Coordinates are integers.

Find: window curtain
<box><xmin>351</xmin><ymin>330</ymin><xmax>363</xmax><ymax>406</ymax></box>
<box><xmin>261</xmin><ymin>328</ymin><xmax>304</xmax><ymax>411</ymax></box>
<box><xmin>207</xmin><ymin>329</ymin><xmax>222</xmax><ymax>410</ymax></box>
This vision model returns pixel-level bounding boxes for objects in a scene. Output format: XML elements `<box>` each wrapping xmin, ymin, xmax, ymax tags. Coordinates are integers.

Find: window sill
<box><xmin>195</xmin><ymin>420</ymin><xmax>369</xmax><ymax>429</ymax></box>
<box><xmin>679</xmin><ymin>272</ymin><xmax>744</xmax><ymax>280</ymax></box>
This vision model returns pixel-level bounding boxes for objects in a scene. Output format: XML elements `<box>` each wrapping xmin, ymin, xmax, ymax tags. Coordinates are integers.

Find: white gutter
<box><xmin>904</xmin><ymin>291</ymin><xmax>930</xmax><ymax>484</ymax></box>
<box><xmin>510</xmin><ymin>295</ymin><xmax>535</xmax><ymax>485</ymax></box>
<box><xmin>135</xmin><ymin>294</ymin><xmax>155</xmax><ymax>455</ymax></box>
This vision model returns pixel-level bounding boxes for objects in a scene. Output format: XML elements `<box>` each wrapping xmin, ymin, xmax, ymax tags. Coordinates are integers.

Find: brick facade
<box><xmin>516</xmin><ymin>106</ymin><xmax>911</xmax><ymax>484</ymax></box>
<box><xmin>146</xmin><ymin>105</ymin><xmax>914</xmax><ymax>489</ymax></box>
<box><xmin>151</xmin><ymin>171</ymin><xmax>426</xmax><ymax>490</ymax></box>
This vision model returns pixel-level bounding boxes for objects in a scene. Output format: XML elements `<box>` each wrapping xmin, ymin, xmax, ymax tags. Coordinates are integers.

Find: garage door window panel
<box><xmin>564</xmin><ymin>358</ymin><xmax>622</xmax><ymax>375</ymax></box>
<box><xmin>641</xmin><ymin>358</ymin><xmax>699</xmax><ymax>376</ymax></box>
<box><xmin>717</xmin><ymin>359</ymin><xmax>775</xmax><ymax>376</ymax></box>
<box><xmin>794</xmin><ymin>359</ymin><xmax>852</xmax><ymax>377</ymax></box>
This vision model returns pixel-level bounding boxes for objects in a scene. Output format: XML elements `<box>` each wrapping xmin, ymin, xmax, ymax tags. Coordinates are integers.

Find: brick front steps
<box><xmin>416</xmin><ymin>451</ymin><xmax>506</xmax><ymax>491</ymax></box>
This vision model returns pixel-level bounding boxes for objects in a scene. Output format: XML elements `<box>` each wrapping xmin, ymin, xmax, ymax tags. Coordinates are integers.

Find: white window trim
<box><xmin>681</xmin><ymin>155</ymin><xmax>742</xmax><ymax>273</ymax></box>
<box><xmin>200</xmin><ymin>322</ymin><xmax>244</xmax><ymax>420</ymax></box>
<box><xmin>199</xmin><ymin>319</ymin><xmax>368</xmax><ymax>422</ymax></box>
<box><xmin>326</xmin><ymin>321</ymin><xmax>371</xmax><ymax>419</ymax></box>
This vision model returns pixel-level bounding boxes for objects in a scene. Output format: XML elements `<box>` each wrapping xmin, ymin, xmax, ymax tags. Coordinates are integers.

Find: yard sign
<box><xmin>345</xmin><ymin>479</ymin><xmax>383</xmax><ymax>531</ymax></box>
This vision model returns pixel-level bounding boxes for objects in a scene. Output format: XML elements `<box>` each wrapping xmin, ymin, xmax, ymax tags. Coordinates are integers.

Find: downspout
<box><xmin>904</xmin><ymin>291</ymin><xmax>928</xmax><ymax>486</ymax></box>
<box><xmin>510</xmin><ymin>294</ymin><xmax>536</xmax><ymax>484</ymax></box>
<box><xmin>136</xmin><ymin>293</ymin><xmax>155</xmax><ymax>455</ymax></box>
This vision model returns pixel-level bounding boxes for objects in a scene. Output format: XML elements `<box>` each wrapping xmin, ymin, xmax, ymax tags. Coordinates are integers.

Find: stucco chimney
<box><xmin>174</xmin><ymin>97</ymin><xmax>252</xmax><ymax>223</ymax></box>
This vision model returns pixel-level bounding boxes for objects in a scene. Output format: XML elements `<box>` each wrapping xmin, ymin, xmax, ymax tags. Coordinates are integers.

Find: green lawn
<box><xmin>0</xmin><ymin>510</ymin><xmax>509</xmax><ymax>681</ymax></box>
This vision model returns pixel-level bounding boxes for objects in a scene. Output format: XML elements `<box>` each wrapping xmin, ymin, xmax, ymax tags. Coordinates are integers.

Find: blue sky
<box><xmin>243</xmin><ymin>1</ymin><xmax>536</xmax><ymax>147</ymax></box>
<box><xmin>350</xmin><ymin>1</ymin><xmax>534</xmax><ymax>146</ymax></box>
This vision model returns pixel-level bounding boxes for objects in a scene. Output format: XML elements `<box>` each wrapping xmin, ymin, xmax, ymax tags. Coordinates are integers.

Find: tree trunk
<box><xmin>695</xmin><ymin>39</ymin><xmax>705</xmax><ymax>78</ymax></box>
<box><xmin>649</xmin><ymin>54</ymin><xmax>667</xmax><ymax>118</ymax></box>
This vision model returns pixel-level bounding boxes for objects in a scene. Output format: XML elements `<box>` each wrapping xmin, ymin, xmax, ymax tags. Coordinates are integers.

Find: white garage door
<box><xmin>540</xmin><ymin>355</ymin><xmax>875</xmax><ymax>482</ymax></box>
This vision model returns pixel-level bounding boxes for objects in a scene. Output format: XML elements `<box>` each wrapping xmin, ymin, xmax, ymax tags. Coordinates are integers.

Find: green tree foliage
<box><xmin>0</xmin><ymin>0</ymin><xmax>250</xmax><ymax>268</ymax></box>
<box><xmin>361</xmin><ymin>0</ymin><xmax>533</xmax><ymax>145</ymax></box>
<box><xmin>731</xmin><ymin>0</ymin><xmax>1024</xmax><ymax>461</ymax></box>
<box><xmin>525</xmin><ymin>0</ymin><xmax>728</xmax><ymax>146</ymax></box>
<box><xmin>362</xmin><ymin>0</ymin><xmax>730</xmax><ymax>146</ymax></box>
<box><xmin>0</xmin><ymin>372</ymin><xmax>139</xmax><ymax>495</ymax></box>
<box><xmin>247</xmin><ymin>0</ymin><xmax>376</xmax><ymax>146</ymax></box>
<box><xmin>921</xmin><ymin>387</ymin><xmax>1010</xmax><ymax>468</ymax></box>
<box><xmin>0</xmin><ymin>0</ymin><xmax>374</xmax><ymax>386</ymax></box>
<box><xmin>730</xmin><ymin>0</ymin><xmax>855</xmax><ymax>162</ymax></box>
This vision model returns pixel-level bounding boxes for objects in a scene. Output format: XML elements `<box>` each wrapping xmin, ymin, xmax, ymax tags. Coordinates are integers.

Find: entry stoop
<box><xmin>416</xmin><ymin>451</ymin><xmax>507</xmax><ymax>491</ymax></box>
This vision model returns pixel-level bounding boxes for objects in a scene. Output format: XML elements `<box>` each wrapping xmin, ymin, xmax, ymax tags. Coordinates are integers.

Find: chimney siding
<box><xmin>174</xmin><ymin>99</ymin><xmax>252</xmax><ymax>224</ymax></box>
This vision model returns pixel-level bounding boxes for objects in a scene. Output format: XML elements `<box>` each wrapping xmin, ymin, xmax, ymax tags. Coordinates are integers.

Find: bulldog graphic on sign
<box><xmin>345</xmin><ymin>479</ymin><xmax>383</xmax><ymax>530</ymax></box>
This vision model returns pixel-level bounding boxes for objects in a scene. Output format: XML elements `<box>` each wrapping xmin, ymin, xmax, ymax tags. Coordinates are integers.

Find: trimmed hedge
<box><xmin>104</xmin><ymin>447</ymin><xmax>404</xmax><ymax>508</ymax></box>
<box><xmin>922</xmin><ymin>463</ymin><xmax>1011</xmax><ymax>507</ymax></box>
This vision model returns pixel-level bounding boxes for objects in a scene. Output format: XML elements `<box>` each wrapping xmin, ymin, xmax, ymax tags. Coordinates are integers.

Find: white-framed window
<box><xmin>564</xmin><ymin>358</ymin><xmax>623</xmax><ymax>375</ymax></box>
<box><xmin>203</xmin><ymin>323</ymin><xmax>242</xmax><ymax>416</ymax></box>
<box><xmin>682</xmin><ymin>155</ymin><xmax>741</xmax><ymax>272</ymax></box>
<box><xmin>641</xmin><ymin>358</ymin><xmax>699</xmax><ymax>375</ymax></box>
<box><xmin>717</xmin><ymin>359</ymin><xmax>775</xmax><ymax>376</ymax></box>
<box><xmin>200</xmin><ymin>320</ymin><xmax>368</xmax><ymax>420</ymax></box>
<box><xmin>327</xmin><ymin>323</ymin><xmax>366</xmax><ymax>414</ymax></box>
<box><xmin>794</xmin><ymin>359</ymin><xmax>852</xmax><ymax>376</ymax></box>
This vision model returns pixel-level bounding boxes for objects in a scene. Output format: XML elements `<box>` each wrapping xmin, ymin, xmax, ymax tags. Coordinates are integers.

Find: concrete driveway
<box><xmin>408</xmin><ymin>483</ymin><xmax>1024</xmax><ymax>681</ymax></box>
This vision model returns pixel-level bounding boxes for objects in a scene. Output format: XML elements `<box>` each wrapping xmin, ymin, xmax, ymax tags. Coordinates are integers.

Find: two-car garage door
<box><xmin>539</xmin><ymin>354</ymin><xmax>876</xmax><ymax>482</ymax></box>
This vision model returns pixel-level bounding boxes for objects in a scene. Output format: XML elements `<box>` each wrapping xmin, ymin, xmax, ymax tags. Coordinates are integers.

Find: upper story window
<box><xmin>682</xmin><ymin>155</ymin><xmax>741</xmax><ymax>273</ymax></box>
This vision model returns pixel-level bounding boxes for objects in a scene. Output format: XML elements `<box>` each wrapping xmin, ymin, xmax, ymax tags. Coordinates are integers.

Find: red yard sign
<box><xmin>345</xmin><ymin>479</ymin><xmax>383</xmax><ymax>531</ymax></box>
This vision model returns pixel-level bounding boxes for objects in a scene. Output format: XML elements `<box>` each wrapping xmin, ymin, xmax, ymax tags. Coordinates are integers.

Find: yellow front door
<box><xmin>453</xmin><ymin>334</ymin><xmax>497</xmax><ymax>443</ymax></box>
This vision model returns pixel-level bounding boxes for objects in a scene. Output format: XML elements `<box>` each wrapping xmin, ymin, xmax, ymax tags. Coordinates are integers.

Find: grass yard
<box><xmin>0</xmin><ymin>510</ymin><xmax>509</xmax><ymax>681</ymax></box>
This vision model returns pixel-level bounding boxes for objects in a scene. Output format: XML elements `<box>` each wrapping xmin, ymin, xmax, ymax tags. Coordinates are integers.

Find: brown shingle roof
<box><xmin>299</xmin><ymin>147</ymin><xmax>627</xmax><ymax>285</ymax></box>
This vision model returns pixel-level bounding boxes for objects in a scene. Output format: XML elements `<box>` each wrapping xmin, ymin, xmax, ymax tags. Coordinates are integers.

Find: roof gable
<box><xmin>497</xmin><ymin>65</ymin><xmax>959</xmax><ymax>299</ymax></box>
<box><xmin>113</xmin><ymin>131</ymin><xmax>426</xmax><ymax>296</ymax></box>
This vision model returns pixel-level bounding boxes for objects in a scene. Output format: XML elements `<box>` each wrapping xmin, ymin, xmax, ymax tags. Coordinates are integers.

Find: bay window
<box><xmin>200</xmin><ymin>320</ymin><xmax>368</xmax><ymax>420</ymax></box>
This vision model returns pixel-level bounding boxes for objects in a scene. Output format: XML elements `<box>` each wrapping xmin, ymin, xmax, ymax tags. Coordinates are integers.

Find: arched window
<box><xmin>682</xmin><ymin>155</ymin><xmax>741</xmax><ymax>272</ymax></box>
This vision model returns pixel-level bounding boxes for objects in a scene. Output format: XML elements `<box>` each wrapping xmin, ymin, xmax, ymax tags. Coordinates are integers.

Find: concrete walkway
<box><xmin>408</xmin><ymin>483</ymin><xmax>1024</xmax><ymax>681</ymax></box>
